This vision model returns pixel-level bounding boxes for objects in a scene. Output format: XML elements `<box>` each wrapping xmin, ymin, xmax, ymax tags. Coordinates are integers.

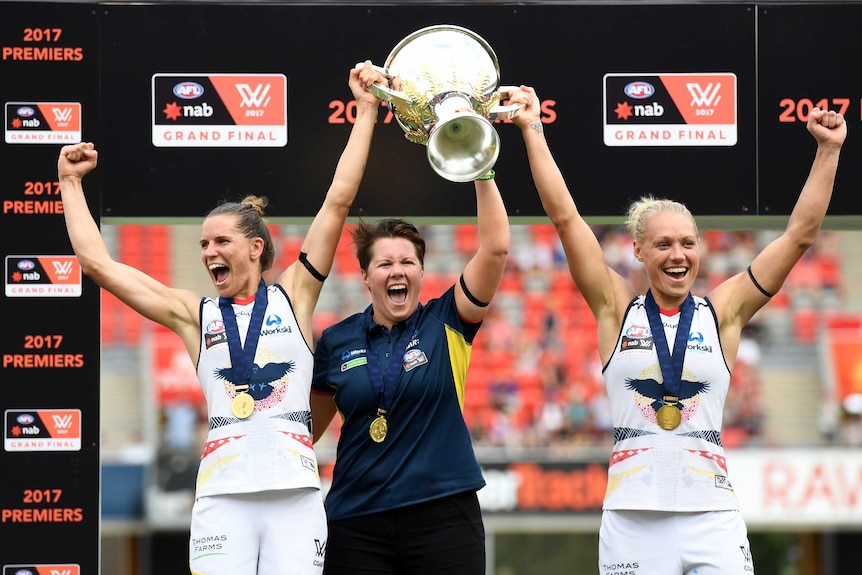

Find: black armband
<box><xmin>459</xmin><ymin>274</ymin><xmax>490</xmax><ymax>308</ymax></box>
<box><xmin>299</xmin><ymin>251</ymin><xmax>327</xmax><ymax>282</ymax></box>
<box><xmin>747</xmin><ymin>265</ymin><xmax>774</xmax><ymax>298</ymax></box>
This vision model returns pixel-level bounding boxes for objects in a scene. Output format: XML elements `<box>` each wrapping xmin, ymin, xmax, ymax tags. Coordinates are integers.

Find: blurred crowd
<box><xmin>100</xmin><ymin>223</ymin><xmax>860</xmax><ymax>459</ymax></box>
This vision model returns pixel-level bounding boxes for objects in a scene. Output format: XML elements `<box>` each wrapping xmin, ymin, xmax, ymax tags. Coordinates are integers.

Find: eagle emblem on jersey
<box><xmin>215</xmin><ymin>360</ymin><xmax>295</xmax><ymax>410</ymax></box>
<box><xmin>625</xmin><ymin>375</ymin><xmax>710</xmax><ymax>426</ymax></box>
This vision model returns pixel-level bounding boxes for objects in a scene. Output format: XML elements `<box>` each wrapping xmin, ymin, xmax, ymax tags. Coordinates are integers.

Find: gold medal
<box><xmin>231</xmin><ymin>385</ymin><xmax>254</xmax><ymax>419</ymax></box>
<box><xmin>656</xmin><ymin>403</ymin><xmax>682</xmax><ymax>430</ymax></box>
<box><xmin>369</xmin><ymin>415</ymin><xmax>388</xmax><ymax>443</ymax></box>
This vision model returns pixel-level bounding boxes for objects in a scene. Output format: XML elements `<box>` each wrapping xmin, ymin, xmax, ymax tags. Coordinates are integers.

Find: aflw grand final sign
<box><xmin>0</xmin><ymin>3</ymin><xmax>100</xmax><ymax>574</ymax></box>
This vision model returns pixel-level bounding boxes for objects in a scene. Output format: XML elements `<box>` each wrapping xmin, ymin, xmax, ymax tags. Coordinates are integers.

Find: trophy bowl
<box><xmin>368</xmin><ymin>25</ymin><xmax>520</xmax><ymax>183</ymax></box>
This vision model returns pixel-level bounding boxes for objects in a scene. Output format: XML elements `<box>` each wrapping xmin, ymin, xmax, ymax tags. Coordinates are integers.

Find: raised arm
<box><xmin>456</xmin><ymin>175</ymin><xmax>510</xmax><ymax>323</ymax></box>
<box><xmin>277</xmin><ymin>62</ymin><xmax>382</xmax><ymax>338</ymax></box>
<box><xmin>710</xmin><ymin>108</ymin><xmax>846</xmax><ymax>340</ymax></box>
<box><xmin>58</xmin><ymin>143</ymin><xmax>202</xmax><ymax>357</ymax></box>
<box><xmin>511</xmin><ymin>87</ymin><xmax>634</xmax><ymax>358</ymax></box>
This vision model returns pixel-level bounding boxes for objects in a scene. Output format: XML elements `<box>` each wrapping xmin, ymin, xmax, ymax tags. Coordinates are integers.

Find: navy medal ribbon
<box><xmin>644</xmin><ymin>289</ymin><xmax>694</xmax><ymax>429</ymax></box>
<box><xmin>365</xmin><ymin>306</ymin><xmax>421</xmax><ymax>441</ymax></box>
<box><xmin>219</xmin><ymin>279</ymin><xmax>269</xmax><ymax>418</ymax></box>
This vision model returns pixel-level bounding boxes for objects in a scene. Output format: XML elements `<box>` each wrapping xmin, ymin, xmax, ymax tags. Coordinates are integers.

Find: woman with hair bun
<box><xmin>58</xmin><ymin>62</ymin><xmax>385</xmax><ymax>575</ymax></box>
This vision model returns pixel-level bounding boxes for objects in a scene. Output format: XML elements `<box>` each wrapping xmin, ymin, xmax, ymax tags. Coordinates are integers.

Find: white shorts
<box><xmin>189</xmin><ymin>488</ymin><xmax>327</xmax><ymax>575</ymax></box>
<box><xmin>599</xmin><ymin>509</ymin><xmax>755</xmax><ymax>575</ymax></box>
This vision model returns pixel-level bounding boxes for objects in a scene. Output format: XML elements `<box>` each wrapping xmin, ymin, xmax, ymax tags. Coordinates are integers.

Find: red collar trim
<box><xmin>660</xmin><ymin>307</ymin><xmax>679</xmax><ymax>316</ymax></box>
<box><xmin>233</xmin><ymin>294</ymin><xmax>256</xmax><ymax>306</ymax></box>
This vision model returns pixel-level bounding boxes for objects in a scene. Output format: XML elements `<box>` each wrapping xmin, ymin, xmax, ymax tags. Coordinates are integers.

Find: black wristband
<box><xmin>459</xmin><ymin>274</ymin><xmax>490</xmax><ymax>308</ymax></box>
<box><xmin>746</xmin><ymin>265</ymin><xmax>774</xmax><ymax>298</ymax></box>
<box><xmin>299</xmin><ymin>251</ymin><xmax>327</xmax><ymax>282</ymax></box>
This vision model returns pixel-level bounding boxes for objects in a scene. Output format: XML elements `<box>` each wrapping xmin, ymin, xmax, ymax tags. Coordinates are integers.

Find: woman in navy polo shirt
<box><xmin>311</xmin><ymin>173</ymin><xmax>509</xmax><ymax>574</ymax></box>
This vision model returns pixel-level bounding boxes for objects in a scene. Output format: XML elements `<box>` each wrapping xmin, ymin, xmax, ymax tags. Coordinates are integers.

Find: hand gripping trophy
<box><xmin>365</xmin><ymin>24</ymin><xmax>521</xmax><ymax>182</ymax></box>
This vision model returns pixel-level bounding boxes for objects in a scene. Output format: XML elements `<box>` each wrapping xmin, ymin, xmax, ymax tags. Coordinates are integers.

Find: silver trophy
<box><xmin>367</xmin><ymin>25</ymin><xmax>521</xmax><ymax>182</ymax></box>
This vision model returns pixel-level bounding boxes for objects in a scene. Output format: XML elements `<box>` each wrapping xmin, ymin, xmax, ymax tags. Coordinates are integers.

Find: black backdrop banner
<box><xmin>1</xmin><ymin>3</ymin><xmax>100</xmax><ymax>574</ymax></box>
<box><xmin>2</xmin><ymin>1</ymin><xmax>862</xmax><ymax>572</ymax></box>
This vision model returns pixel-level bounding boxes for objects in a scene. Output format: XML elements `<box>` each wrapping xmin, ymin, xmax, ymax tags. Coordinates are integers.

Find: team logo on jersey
<box><xmin>214</xmin><ymin>360</ymin><xmax>295</xmax><ymax>411</ymax></box>
<box><xmin>402</xmin><ymin>348</ymin><xmax>428</xmax><ymax>372</ymax></box>
<box><xmin>624</xmin><ymin>365</ymin><xmax>710</xmax><ymax>428</ymax></box>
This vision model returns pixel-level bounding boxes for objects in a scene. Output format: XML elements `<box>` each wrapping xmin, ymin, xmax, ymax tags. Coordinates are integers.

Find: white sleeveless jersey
<box><xmin>602</xmin><ymin>294</ymin><xmax>739</xmax><ymax>511</ymax></box>
<box><xmin>195</xmin><ymin>284</ymin><xmax>319</xmax><ymax>498</ymax></box>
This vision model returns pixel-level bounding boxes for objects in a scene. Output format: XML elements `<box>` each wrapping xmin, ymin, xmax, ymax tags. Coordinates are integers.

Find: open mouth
<box><xmin>209</xmin><ymin>263</ymin><xmax>229</xmax><ymax>285</ymax></box>
<box><xmin>664</xmin><ymin>267</ymin><xmax>687</xmax><ymax>280</ymax></box>
<box><xmin>388</xmin><ymin>284</ymin><xmax>407</xmax><ymax>304</ymax></box>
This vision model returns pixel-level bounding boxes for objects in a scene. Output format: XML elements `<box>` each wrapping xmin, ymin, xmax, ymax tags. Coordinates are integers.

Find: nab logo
<box><xmin>236</xmin><ymin>83</ymin><xmax>272</xmax><ymax>108</ymax></box>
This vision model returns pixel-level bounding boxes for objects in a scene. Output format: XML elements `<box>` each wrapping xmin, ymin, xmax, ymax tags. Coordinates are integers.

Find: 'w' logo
<box><xmin>236</xmin><ymin>83</ymin><xmax>272</xmax><ymax>108</ymax></box>
<box><xmin>314</xmin><ymin>538</ymin><xmax>326</xmax><ymax>557</ymax></box>
<box><xmin>53</xmin><ymin>260</ymin><xmax>75</xmax><ymax>276</ymax></box>
<box><xmin>53</xmin><ymin>414</ymin><xmax>74</xmax><ymax>430</ymax></box>
<box><xmin>686</xmin><ymin>82</ymin><xmax>722</xmax><ymax>107</ymax></box>
<box><xmin>52</xmin><ymin>107</ymin><xmax>74</xmax><ymax>122</ymax></box>
<box><xmin>740</xmin><ymin>545</ymin><xmax>753</xmax><ymax>563</ymax></box>
<box><xmin>51</xmin><ymin>570</ymin><xmax>72</xmax><ymax>575</ymax></box>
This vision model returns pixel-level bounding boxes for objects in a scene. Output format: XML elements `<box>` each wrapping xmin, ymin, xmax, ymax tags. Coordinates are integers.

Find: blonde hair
<box><xmin>625</xmin><ymin>195</ymin><xmax>697</xmax><ymax>244</ymax></box>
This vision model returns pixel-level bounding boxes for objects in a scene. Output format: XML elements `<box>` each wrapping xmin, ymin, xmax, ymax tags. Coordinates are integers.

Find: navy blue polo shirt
<box><xmin>311</xmin><ymin>286</ymin><xmax>486</xmax><ymax>521</ymax></box>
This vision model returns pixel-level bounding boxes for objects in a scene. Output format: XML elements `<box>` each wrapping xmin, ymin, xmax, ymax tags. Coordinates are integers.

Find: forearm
<box><xmin>786</xmin><ymin>143</ymin><xmax>842</xmax><ymax>247</ymax></box>
<box><xmin>328</xmin><ymin>100</ymin><xmax>379</xmax><ymax>207</ymax></box>
<box><xmin>475</xmin><ymin>179</ymin><xmax>510</xmax><ymax>257</ymax></box>
<box><xmin>60</xmin><ymin>176</ymin><xmax>112</xmax><ymax>274</ymax></box>
<box><xmin>519</xmin><ymin>121</ymin><xmax>579</xmax><ymax>224</ymax></box>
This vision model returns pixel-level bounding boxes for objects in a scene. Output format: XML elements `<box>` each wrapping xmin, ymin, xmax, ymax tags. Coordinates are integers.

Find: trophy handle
<box><xmin>366</xmin><ymin>83</ymin><xmax>415</xmax><ymax>110</ymax></box>
<box><xmin>489</xmin><ymin>85</ymin><xmax>524</xmax><ymax>121</ymax></box>
<box><xmin>355</xmin><ymin>61</ymin><xmax>417</xmax><ymax>109</ymax></box>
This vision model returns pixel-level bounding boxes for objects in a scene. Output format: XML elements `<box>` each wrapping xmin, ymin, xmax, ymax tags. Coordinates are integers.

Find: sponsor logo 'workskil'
<box><xmin>152</xmin><ymin>74</ymin><xmax>287</xmax><ymax>147</ymax></box>
<box><xmin>4</xmin><ymin>409</ymin><xmax>82</xmax><ymax>452</ymax></box>
<box><xmin>4</xmin><ymin>102</ymin><xmax>82</xmax><ymax>144</ymax></box>
<box><xmin>4</xmin><ymin>256</ymin><xmax>82</xmax><ymax>297</ymax></box>
<box><xmin>603</xmin><ymin>73</ymin><xmax>737</xmax><ymax>146</ymax></box>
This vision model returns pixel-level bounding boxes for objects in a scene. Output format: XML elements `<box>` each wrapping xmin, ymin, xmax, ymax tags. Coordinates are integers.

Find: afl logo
<box><xmin>16</xmin><ymin>106</ymin><xmax>35</xmax><ymax>117</ymax></box>
<box><xmin>17</xmin><ymin>259</ymin><xmax>36</xmax><ymax>271</ymax></box>
<box><xmin>624</xmin><ymin>81</ymin><xmax>655</xmax><ymax>99</ymax></box>
<box><xmin>206</xmin><ymin>319</ymin><xmax>225</xmax><ymax>333</ymax></box>
<box><xmin>173</xmin><ymin>82</ymin><xmax>205</xmax><ymax>99</ymax></box>
<box><xmin>15</xmin><ymin>570</ymin><xmax>35</xmax><ymax>575</ymax></box>
<box><xmin>403</xmin><ymin>349</ymin><xmax>423</xmax><ymax>362</ymax></box>
<box><xmin>626</xmin><ymin>325</ymin><xmax>651</xmax><ymax>338</ymax></box>
<box><xmin>16</xmin><ymin>414</ymin><xmax>36</xmax><ymax>425</ymax></box>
